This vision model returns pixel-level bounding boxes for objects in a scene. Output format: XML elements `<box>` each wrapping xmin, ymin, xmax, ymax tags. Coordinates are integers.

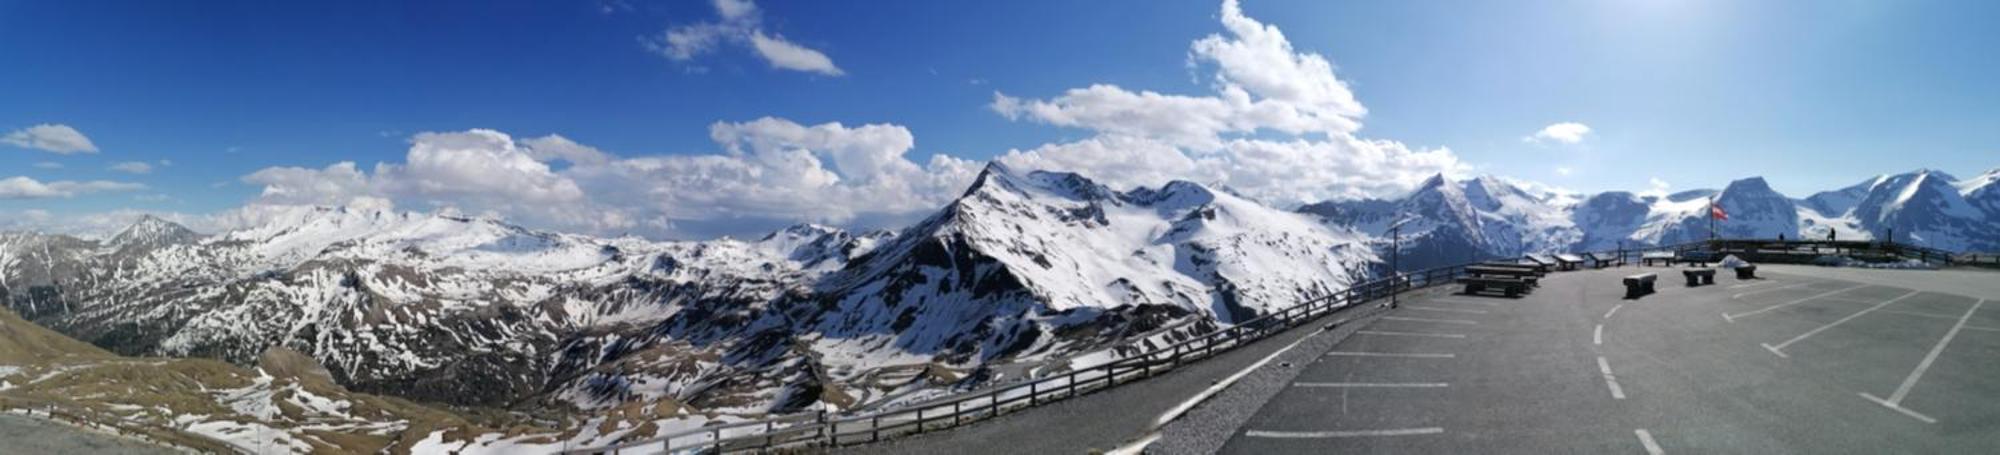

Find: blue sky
<box><xmin>3</xmin><ymin>0</ymin><xmax>1997</xmax><ymax>237</ymax></box>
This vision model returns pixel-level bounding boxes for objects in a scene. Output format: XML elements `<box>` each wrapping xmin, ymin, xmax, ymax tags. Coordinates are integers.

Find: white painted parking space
<box><xmin>1732</xmin><ymin>282</ymin><xmax>1815</xmax><ymax>299</ymax></box>
<box><xmin>1294</xmin><ymin>382</ymin><xmax>1449</xmax><ymax>388</ymax></box>
<box><xmin>1858</xmin><ymin>299</ymin><xmax>1986</xmax><ymax>424</ymax></box>
<box><xmin>1761</xmin><ymin>290</ymin><xmax>1921</xmax><ymax>357</ymax></box>
<box><xmin>1402</xmin><ymin>306</ymin><xmax>1487</xmax><ymax>314</ymax></box>
<box><xmin>1355</xmin><ymin>330</ymin><xmax>1466</xmax><ymax>339</ymax></box>
<box><xmin>1723</xmin><ymin>284</ymin><xmax>1868</xmax><ymax>322</ymax></box>
<box><xmin>1244</xmin><ymin>427</ymin><xmax>1445</xmax><ymax>439</ymax></box>
<box><xmin>1326</xmin><ymin>351</ymin><xmax>1456</xmax><ymax>359</ymax></box>
<box><xmin>1381</xmin><ymin>316</ymin><xmax>1478</xmax><ymax>325</ymax></box>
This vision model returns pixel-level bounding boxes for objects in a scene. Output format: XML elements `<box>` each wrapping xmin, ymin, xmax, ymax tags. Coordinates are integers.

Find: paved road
<box><xmin>825</xmin><ymin>288</ymin><xmax>1451</xmax><ymax>455</ymax></box>
<box><xmin>0</xmin><ymin>413</ymin><xmax>179</xmax><ymax>455</ymax></box>
<box><xmin>1198</xmin><ymin>266</ymin><xmax>2000</xmax><ymax>453</ymax></box>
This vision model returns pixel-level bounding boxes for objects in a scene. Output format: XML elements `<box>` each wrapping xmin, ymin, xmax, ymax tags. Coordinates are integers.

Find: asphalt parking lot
<box><xmin>1211</xmin><ymin>265</ymin><xmax>2000</xmax><ymax>454</ymax></box>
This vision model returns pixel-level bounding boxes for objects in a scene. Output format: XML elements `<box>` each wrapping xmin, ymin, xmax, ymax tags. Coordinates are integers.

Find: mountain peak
<box><xmin>107</xmin><ymin>214</ymin><xmax>200</xmax><ymax>252</ymax></box>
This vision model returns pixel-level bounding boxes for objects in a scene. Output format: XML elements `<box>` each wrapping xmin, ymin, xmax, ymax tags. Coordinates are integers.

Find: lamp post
<box><xmin>1387</xmin><ymin>216</ymin><xmax>1414</xmax><ymax>309</ymax></box>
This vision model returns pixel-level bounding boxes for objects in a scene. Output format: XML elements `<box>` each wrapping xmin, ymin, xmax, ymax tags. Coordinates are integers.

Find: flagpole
<box><xmin>1708</xmin><ymin>196</ymin><xmax>1716</xmax><ymax>240</ymax></box>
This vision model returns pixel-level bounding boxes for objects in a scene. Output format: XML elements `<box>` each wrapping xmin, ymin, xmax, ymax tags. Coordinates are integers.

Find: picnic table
<box><xmin>1523</xmin><ymin>255</ymin><xmax>1557</xmax><ymax>272</ymax></box>
<box><xmin>1641</xmin><ymin>251</ymin><xmax>1676</xmax><ymax>267</ymax></box>
<box><xmin>1585</xmin><ymin>252</ymin><xmax>1624</xmax><ymax>268</ymax></box>
<box><xmin>1553</xmin><ymin>254</ymin><xmax>1586</xmax><ymax>271</ymax></box>
<box><xmin>1465</xmin><ymin>265</ymin><xmax>1541</xmax><ymax>287</ymax></box>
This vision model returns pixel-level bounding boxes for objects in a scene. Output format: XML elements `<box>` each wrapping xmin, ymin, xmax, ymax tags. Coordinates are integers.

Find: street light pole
<box><xmin>1386</xmin><ymin>216</ymin><xmax>1413</xmax><ymax>309</ymax></box>
<box><xmin>1390</xmin><ymin>222</ymin><xmax>1400</xmax><ymax>308</ymax></box>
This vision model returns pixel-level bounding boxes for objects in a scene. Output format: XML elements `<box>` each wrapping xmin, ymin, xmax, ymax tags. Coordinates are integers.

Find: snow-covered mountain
<box><xmin>1299</xmin><ymin>168</ymin><xmax>2000</xmax><ymax>267</ymax></box>
<box><xmin>1299</xmin><ymin>174</ymin><xmax>1579</xmax><ymax>269</ymax></box>
<box><xmin>0</xmin><ymin>163</ymin><xmax>1379</xmax><ymax>446</ymax></box>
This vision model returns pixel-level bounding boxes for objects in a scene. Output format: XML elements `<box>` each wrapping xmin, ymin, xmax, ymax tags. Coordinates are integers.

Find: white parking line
<box><xmin>1327</xmin><ymin>351</ymin><xmax>1456</xmax><ymax>359</ymax></box>
<box><xmin>1295</xmin><ymin>382</ymin><xmax>1449</xmax><ymax>388</ymax></box>
<box><xmin>1859</xmin><ymin>393</ymin><xmax>1938</xmax><ymax>424</ymax></box>
<box><xmin>1727</xmin><ymin>281</ymin><xmax>1772</xmax><ymax>290</ymax></box>
<box><xmin>1732</xmin><ymin>282</ymin><xmax>1814</xmax><ymax>299</ymax></box>
<box><xmin>1763</xmin><ymin>290</ymin><xmax>1921</xmax><ymax>356</ymax></box>
<box><xmin>1879</xmin><ymin>309</ymin><xmax>1962</xmax><ymax>321</ymax></box>
<box><xmin>1382</xmin><ymin>316</ymin><xmax>1479</xmax><ymax>325</ymax></box>
<box><xmin>1356</xmin><ymin>330</ymin><xmax>1467</xmax><ymax>339</ymax></box>
<box><xmin>1723</xmin><ymin>284</ymin><xmax>1868</xmax><ymax>322</ymax></box>
<box><xmin>1597</xmin><ymin>356</ymin><xmax>1627</xmax><ymax>399</ymax></box>
<box><xmin>1859</xmin><ymin>299</ymin><xmax>1984</xmax><ymax>424</ymax></box>
<box><xmin>1403</xmin><ymin>306</ymin><xmax>1488</xmax><ymax>314</ymax></box>
<box><xmin>1245</xmin><ymin>427</ymin><xmax>1445</xmax><ymax>439</ymax></box>
<box><xmin>1150</xmin><ymin>321</ymin><xmax>1333</xmax><ymax>428</ymax></box>
<box><xmin>1635</xmin><ymin>429</ymin><xmax>1665</xmax><ymax>454</ymax></box>
<box><xmin>1604</xmin><ymin>304</ymin><xmax>1625</xmax><ymax>320</ymax></box>
<box><xmin>1968</xmin><ymin>325</ymin><xmax>2000</xmax><ymax>332</ymax></box>
<box><xmin>1428</xmin><ymin>298</ymin><xmax>1501</xmax><ymax>306</ymax></box>
<box><xmin>1594</xmin><ymin>324</ymin><xmax>1604</xmax><ymax>345</ymax></box>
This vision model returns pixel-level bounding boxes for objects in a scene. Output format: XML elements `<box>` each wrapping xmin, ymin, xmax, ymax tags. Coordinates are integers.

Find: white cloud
<box><xmin>1528</xmin><ymin>122</ymin><xmax>1592</xmax><ymax>145</ymax></box>
<box><xmin>641</xmin><ymin>0</ymin><xmax>844</xmax><ymax>76</ymax></box>
<box><xmin>33</xmin><ymin>161</ymin><xmax>63</xmax><ymax>169</ymax></box>
<box><xmin>520</xmin><ymin>134</ymin><xmax>614</xmax><ymax>166</ymax></box>
<box><xmin>749</xmin><ymin>32</ymin><xmax>843</xmax><ymax>76</ymax></box>
<box><xmin>3</xmin><ymin>124</ymin><xmax>99</xmax><ymax>154</ymax></box>
<box><xmin>1555</xmin><ymin>166</ymin><xmax>1573</xmax><ymax>176</ymax></box>
<box><xmin>991</xmin><ymin>0</ymin><xmax>1465</xmax><ymax>205</ymax></box>
<box><xmin>110</xmin><ymin>161</ymin><xmax>154</xmax><ymax>174</ymax></box>
<box><xmin>240</xmin><ymin>122</ymin><xmax>975</xmax><ymax>239</ymax></box>
<box><xmin>1644</xmin><ymin>177</ymin><xmax>1671</xmax><ymax>197</ymax></box>
<box><xmin>0</xmin><ymin>176</ymin><xmax>145</xmax><ymax>199</ymax></box>
<box><xmin>571</xmin><ymin>118</ymin><xmax>976</xmax><ymax>237</ymax></box>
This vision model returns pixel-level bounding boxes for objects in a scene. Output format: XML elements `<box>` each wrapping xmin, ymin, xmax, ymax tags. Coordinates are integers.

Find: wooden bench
<box><xmin>1641</xmin><ymin>251</ymin><xmax>1676</xmax><ymax>267</ymax></box>
<box><xmin>1458</xmin><ymin>276</ymin><xmax>1528</xmax><ymax>297</ymax></box>
<box><xmin>1465</xmin><ymin>265</ymin><xmax>1542</xmax><ymax>287</ymax></box>
<box><xmin>1623</xmin><ymin>273</ymin><xmax>1658</xmax><ymax>298</ymax></box>
<box><xmin>1681</xmin><ymin>268</ymin><xmax>1716</xmax><ymax>286</ymax></box>
<box><xmin>1735</xmin><ymin>264</ymin><xmax>1758</xmax><ymax>279</ymax></box>
<box><xmin>1553</xmin><ymin>254</ymin><xmax>1586</xmax><ymax>271</ymax></box>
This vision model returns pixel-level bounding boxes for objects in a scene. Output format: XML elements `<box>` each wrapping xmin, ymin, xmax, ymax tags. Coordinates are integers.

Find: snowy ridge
<box><xmin>1302</xmin><ymin>168</ymin><xmax>2000</xmax><ymax>267</ymax></box>
<box><xmin>3</xmin><ymin>163</ymin><xmax>1384</xmax><ymax>446</ymax></box>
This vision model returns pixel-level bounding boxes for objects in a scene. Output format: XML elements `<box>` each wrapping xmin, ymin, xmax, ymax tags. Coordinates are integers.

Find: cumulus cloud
<box><xmin>641</xmin><ymin>0</ymin><xmax>843</xmax><ymax>76</ymax></box>
<box><xmin>991</xmin><ymin>0</ymin><xmax>1465</xmax><ymax>206</ymax></box>
<box><xmin>110</xmin><ymin>161</ymin><xmax>154</xmax><ymax>174</ymax></box>
<box><xmin>0</xmin><ymin>176</ymin><xmax>145</xmax><ymax>199</ymax></box>
<box><xmin>239</xmin><ymin>121</ymin><xmax>976</xmax><ymax>239</ymax></box>
<box><xmin>3</xmin><ymin>124</ymin><xmax>99</xmax><ymax>154</ymax></box>
<box><xmin>520</xmin><ymin>134</ymin><xmax>614</xmax><ymax>166</ymax></box>
<box><xmin>1555</xmin><ymin>166</ymin><xmax>1573</xmax><ymax>176</ymax></box>
<box><xmin>570</xmin><ymin>118</ymin><xmax>976</xmax><ymax>237</ymax></box>
<box><xmin>1644</xmin><ymin>177</ymin><xmax>1672</xmax><ymax>197</ymax></box>
<box><xmin>1527</xmin><ymin>122</ymin><xmax>1592</xmax><ymax>144</ymax></box>
<box><xmin>240</xmin><ymin>130</ymin><xmax>613</xmax><ymax>232</ymax></box>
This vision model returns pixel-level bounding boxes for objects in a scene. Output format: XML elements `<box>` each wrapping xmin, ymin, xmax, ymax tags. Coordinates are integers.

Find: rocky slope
<box><xmin>1</xmin><ymin>163</ymin><xmax>1379</xmax><ymax>450</ymax></box>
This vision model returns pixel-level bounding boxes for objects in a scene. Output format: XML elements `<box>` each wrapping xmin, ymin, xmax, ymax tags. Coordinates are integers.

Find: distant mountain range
<box><xmin>1305</xmin><ymin>168</ymin><xmax>2000</xmax><ymax>270</ymax></box>
<box><xmin>2</xmin><ymin>163</ymin><xmax>1994</xmax><ymax>448</ymax></box>
<box><xmin>0</xmin><ymin>163</ymin><xmax>1380</xmax><ymax>446</ymax></box>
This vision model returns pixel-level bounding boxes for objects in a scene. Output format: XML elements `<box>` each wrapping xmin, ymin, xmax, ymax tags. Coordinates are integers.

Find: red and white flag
<box><xmin>1710</xmin><ymin>202</ymin><xmax>1729</xmax><ymax>221</ymax></box>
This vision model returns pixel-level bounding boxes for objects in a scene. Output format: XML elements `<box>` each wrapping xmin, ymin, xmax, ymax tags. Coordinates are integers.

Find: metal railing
<box><xmin>554</xmin><ymin>239</ymin><xmax>1886</xmax><ymax>454</ymax></box>
<box><xmin>559</xmin><ymin>262</ymin><xmax>1483</xmax><ymax>454</ymax></box>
